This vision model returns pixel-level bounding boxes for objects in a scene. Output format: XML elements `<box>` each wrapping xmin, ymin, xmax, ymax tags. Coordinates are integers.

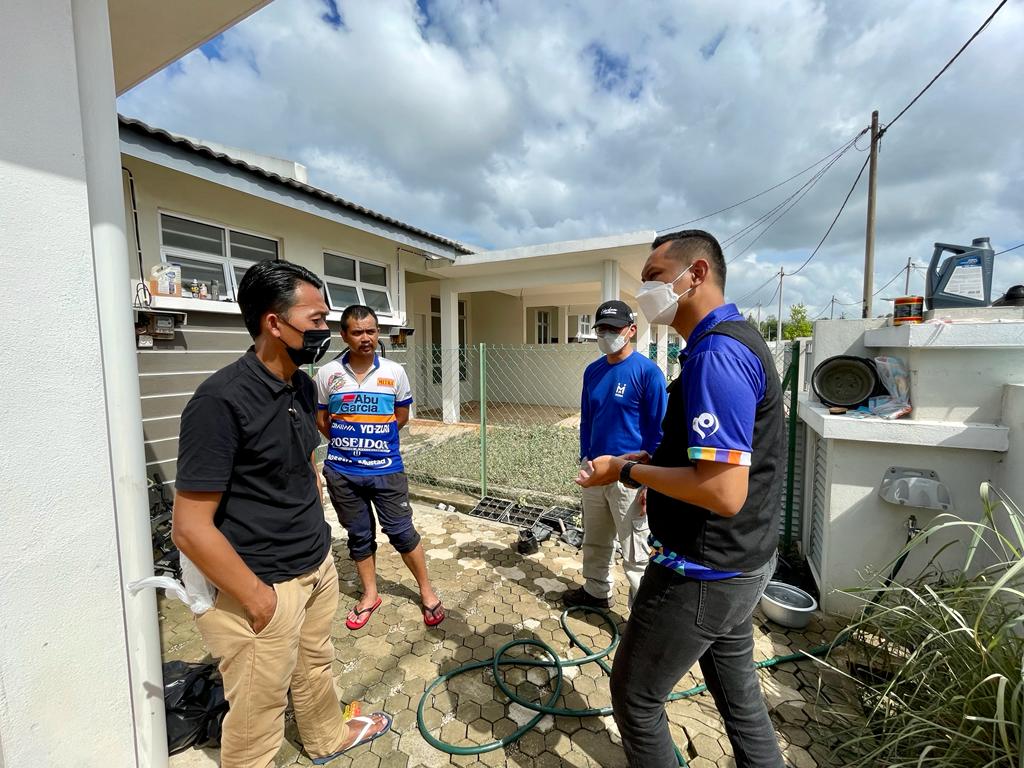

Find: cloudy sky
<box><xmin>118</xmin><ymin>0</ymin><xmax>1024</xmax><ymax>319</ymax></box>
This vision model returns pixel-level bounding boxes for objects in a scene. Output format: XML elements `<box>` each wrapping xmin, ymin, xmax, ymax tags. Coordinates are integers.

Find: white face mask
<box><xmin>636</xmin><ymin>264</ymin><xmax>695</xmax><ymax>326</ymax></box>
<box><xmin>596</xmin><ymin>329</ymin><xmax>629</xmax><ymax>356</ymax></box>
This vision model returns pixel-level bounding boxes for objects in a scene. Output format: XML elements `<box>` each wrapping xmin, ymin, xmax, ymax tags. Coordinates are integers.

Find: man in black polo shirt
<box><xmin>172</xmin><ymin>260</ymin><xmax>390</xmax><ymax>768</ymax></box>
<box><xmin>578</xmin><ymin>230</ymin><xmax>785</xmax><ymax>767</ymax></box>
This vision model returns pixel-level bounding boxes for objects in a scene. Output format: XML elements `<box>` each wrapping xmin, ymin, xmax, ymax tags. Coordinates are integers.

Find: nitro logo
<box><xmin>692</xmin><ymin>412</ymin><xmax>720</xmax><ymax>440</ymax></box>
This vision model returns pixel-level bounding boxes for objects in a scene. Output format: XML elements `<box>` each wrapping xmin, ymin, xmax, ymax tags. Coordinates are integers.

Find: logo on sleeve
<box><xmin>692</xmin><ymin>413</ymin><xmax>720</xmax><ymax>440</ymax></box>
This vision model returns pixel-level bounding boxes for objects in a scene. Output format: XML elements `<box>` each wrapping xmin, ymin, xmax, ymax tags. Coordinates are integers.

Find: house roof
<box><xmin>118</xmin><ymin>115</ymin><xmax>474</xmax><ymax>256</ymax></box>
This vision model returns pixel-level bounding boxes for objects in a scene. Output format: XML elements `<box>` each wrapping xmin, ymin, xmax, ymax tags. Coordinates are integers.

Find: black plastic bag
<box><xmin>163</xmin><ymin>660</ymin><xmax>229</xmax><ymax>754</ymax></box>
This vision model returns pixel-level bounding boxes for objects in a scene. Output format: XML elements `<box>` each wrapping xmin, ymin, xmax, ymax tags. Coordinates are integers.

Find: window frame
<box><xmin>157</xmin><ymin>210</ymin><xmax>279</xmax><ymax>301</ymax></box>
<box><xmin>577</xmin><ymin>313</ymin><xmax>593</xmax><ymax>338</ymax></box>
<box><xmin>322</xmin><ymin>250</ymin><xmax>394</xmax><ymax>315</ymax></box>
<box><xmin>536</xmin><ymin>310</ymin><xmax>551</xmax><ymax>344</ymax></box>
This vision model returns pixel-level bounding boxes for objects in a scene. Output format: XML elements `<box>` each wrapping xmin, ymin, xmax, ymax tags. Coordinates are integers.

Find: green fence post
<box><xmin>783</xmin><ymin>340</ymin><xmax>800</xmax><ymax>553</ymax></box>
<box><xmin>479</xmin><ymin>342</ymin><xmax>488</xmax><ymax>499</ymax></box>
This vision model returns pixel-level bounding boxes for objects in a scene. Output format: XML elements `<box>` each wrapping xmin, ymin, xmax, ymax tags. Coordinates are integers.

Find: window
<box><xmin>578</xmin><ymin>313</ymin><xmax>592</xmax><ymax>338</ymax></box>
<box><xmin>430</xmin><ymin>297</ymin><xmax>468</xmax><ymax>383</ymax></box>
<box><xmin>536</xmin><ymin>310</ymin><xmax>550</xmax><ymax>344</ymax></box>
<box><xmin>323</xmin><ymin>252</ymin><xmax>394</xmax><ymax>314</ymax></box>
<box><xmin>159</xmin><ymin>213</ymin><xmax>278</xmax><ymax>300</ymax></box>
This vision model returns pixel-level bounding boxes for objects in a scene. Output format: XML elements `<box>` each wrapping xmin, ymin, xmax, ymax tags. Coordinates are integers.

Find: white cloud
<box><xmin>118</xmin><ymin>0</ymin><xmax>1024</xmax><ymax>318</ymax></box>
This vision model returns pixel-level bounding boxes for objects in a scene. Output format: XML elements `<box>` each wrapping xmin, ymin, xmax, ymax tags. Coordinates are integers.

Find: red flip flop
<box><xmin>422</xmin><ymin>601</ymin><xmax>445</xmax><ymax>627</ymax></box>
<box><xmin>345</xmin><ymin>597</ymin><xmax>382</xmax><ymax>630</ymax></box>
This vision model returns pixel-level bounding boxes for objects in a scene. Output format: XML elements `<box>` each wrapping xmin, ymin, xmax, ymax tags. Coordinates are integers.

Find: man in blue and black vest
<box><xmin>578</xmin><ymin>230</ymin><xmax>785</xmax><ymax>768</ymax></box>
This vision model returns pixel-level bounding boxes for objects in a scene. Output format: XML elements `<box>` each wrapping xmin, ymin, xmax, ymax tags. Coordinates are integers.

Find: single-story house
<box><xmin>121</xmin><ymin>117</ymin><xmax>681</xmax><ymax>488</ymax></box>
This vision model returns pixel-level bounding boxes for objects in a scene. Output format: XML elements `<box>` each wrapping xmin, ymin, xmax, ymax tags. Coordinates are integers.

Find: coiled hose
<box><xmin>416</xmin><ymin>606</ymin><xmax>845</xmax><ymax>766</ymax></box>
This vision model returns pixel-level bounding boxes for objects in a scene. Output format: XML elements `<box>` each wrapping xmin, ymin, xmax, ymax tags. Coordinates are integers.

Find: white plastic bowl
<box><xmin>760</xmin><ymin>581</ymin><xmax>818</xmax><ymax>629</ymax></box>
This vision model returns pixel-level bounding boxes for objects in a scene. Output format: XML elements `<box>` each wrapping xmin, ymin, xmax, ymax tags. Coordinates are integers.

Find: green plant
<box><xmin>819</xmin><ymin>483</ymin><xmax>1024</xmax><ymax>766</ymax></box>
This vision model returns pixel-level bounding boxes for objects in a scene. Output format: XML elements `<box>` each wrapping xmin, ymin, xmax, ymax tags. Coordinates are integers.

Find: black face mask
<box><xmin>279</xmin><ymin>319</ymin><xmax>331</xmax><ymax>366</ymax></box>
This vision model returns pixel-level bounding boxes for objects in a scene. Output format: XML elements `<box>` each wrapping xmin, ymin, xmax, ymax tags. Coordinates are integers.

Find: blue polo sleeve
<box><xmin>682</xmin><ymin>347</ymin><xmax>765</xmax><ymax>466</ymax></box>
<box><xmin>640</xmin><ymin>362</ymin><xmax>667</xmax><ymax>455</ymax></box>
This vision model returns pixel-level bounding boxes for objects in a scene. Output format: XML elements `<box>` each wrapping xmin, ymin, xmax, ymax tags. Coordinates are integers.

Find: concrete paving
<box><xmin>162</xmin><ymin>503</ymin><xmax>855</xmax><ymax>768</ymax></box>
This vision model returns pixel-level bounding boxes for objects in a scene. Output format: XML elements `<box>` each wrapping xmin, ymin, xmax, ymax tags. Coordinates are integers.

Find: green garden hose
<box><xmin>416</xmin><ymin>606</ymin><xmax>845</xmax><ymax>767</ymax></box>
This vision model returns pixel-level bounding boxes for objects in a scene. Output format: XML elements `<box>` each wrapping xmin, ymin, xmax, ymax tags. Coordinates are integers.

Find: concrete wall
<box><xmin>802</xmin><ymin>319</ymin><xmax>1022</xmax><ymax>616</ymax></box>
<box><xmin>813</xmin><ymin>439</ymin><xmax>1001</xmax><ymax>615</ymax></box>
<box><xmin>872</xmin><ymin>347</ymin><xmax>1024</xmax><ymax>423</ymax></box>
<box><xmin>470</xmin><ymin>291</ymin><xmax>525</xmax><ymax>345</ymax></box>
<box><xmin>0</xmin><ymin>1</ymin><xmax>150</xmax><ymax>764</ymax></box>
<box><xmin>994</xmin><ymin>384</ymin><xmax>1024</xmax><ymax>532</ymax></box>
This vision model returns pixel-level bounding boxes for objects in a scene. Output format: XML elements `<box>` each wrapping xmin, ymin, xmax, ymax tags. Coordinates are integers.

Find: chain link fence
<box><xmin>315</xmin><ymin>339</ymin><xmax>805</xmax><ymax>541</ymax></box>
<box><xmin>390</xmin><ymin>344</ymin><xmax>600</xmax><ymax>510</ymax></box>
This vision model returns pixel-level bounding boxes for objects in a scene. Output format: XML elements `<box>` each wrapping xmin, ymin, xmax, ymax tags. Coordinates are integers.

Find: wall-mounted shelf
<box><xmin>864</xmin><ymin>321</ymin><xmax>1024</xmax><ymax>350</ymax></box>
<box><xmin>798</xmin><ymin>396</ymin><xmax>1009</xmax><ymax>452</ymax></box>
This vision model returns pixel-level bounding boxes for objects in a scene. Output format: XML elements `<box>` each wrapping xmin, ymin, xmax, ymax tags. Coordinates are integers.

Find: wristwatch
<box><xmin>619</xmin><ymin>461</ymin><xmax>641</xmax><ymax>489</ymax></box>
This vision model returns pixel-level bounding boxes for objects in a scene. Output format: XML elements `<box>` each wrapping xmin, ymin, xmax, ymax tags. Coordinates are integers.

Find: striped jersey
<box><xmin>315</xmin><ymin>352</ymin><xmax>413</xmax><ymax>477</ymax></box>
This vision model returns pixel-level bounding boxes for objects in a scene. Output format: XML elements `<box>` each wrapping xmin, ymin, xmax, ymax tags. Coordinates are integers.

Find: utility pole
<box><xmin>904</xmin><ymin>256</ymin><xmax>912</xmax><ymax>295</ymax></box>
<box><xmin>830</xmin><ymin>296</ymin><xmax>836</xmax><ymax>320</ymax></box>
<box><xmin>862</xmin><ymin>109</ymin><xmax>880</xmax><ymax>318</ymax></box>
<box><xmin>756</xmin><ymin>303</ymin><xmax>762</xmax><ymax>337</ymax></box>
<box><xmin>776</xmin><ymin>268</ymin><xmax>784</xmax><ymax>353</ymax></box>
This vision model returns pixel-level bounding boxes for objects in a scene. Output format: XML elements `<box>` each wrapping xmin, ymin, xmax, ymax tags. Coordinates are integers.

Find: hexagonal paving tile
<box><xmin>164</xmin><ymin>503</ymin><xmax>855</xmax><ymax>768</ymax></box>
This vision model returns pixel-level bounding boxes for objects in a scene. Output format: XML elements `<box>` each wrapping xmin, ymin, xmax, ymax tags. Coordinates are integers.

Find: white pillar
<box><xmin>636</xmin><ymin>310</ymin><xmax>651</xmax><ymax>357</ymax></box>
<box><xmin>602</xmin><ymin>260</ymin><xmax>620</xmax><ymax>302</ymax></box>
<box><xmin>656</xmin><ymin>325</ymin><xmax>669</xmax><ymax>377</ymax></box>
<box><xmin>440</xmin><ymin>281</ymin><xmax>461</xmax><ymax>423</ymax></box>
<box><xmin>560</xmin><ymin>305</ymin><xmax>570</xmax><ymax>344</ymax></box>
<box><xmin>0</xmin><ymin>0</ymin><xmax>165</xmax><ymax>765</ymax></box>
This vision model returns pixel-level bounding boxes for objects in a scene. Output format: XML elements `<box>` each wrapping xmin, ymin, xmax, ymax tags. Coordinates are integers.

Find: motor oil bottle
<box><xmin>925</xmin><ymin>236</ymin><xmax>995</xmax><ymax>310</ymax></box>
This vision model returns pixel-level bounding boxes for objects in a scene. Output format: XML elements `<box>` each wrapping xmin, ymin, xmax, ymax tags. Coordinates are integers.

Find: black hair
<box><xmin>650</xmin><ymin>229</ymin><xmax>727</xmax><ymax>287</ymax></box>
<box><xmin>236</xmin><ymin>259</ymin><xmax>323</xmax><ymax>339</ymax></box>
<box><xmin>340</xmin><ymin>304</ymin><xmax>379</xmax><ymax>332</ymax></box>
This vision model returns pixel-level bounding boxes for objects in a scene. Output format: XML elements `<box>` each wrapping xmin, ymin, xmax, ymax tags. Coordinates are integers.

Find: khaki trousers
<box><xmin>581</xmin><ymin>482</ymin><xmax>650</xmax><ymax>602</ymax></box>
<box><xmin>196</xmin><ymin>555</ymin><xmax>347</xmax><ymax>768</ymax></box>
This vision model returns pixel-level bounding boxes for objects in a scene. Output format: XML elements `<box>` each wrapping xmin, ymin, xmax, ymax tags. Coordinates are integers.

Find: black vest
<box><xmin>646</xmin><ymin>319</ymin><xmax>784</xmax><ymax>572</ymax></box>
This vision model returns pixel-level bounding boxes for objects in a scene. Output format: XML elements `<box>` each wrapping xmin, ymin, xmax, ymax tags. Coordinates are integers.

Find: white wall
<box><xmin>0</xmin><ymin>0</ymin><xmax>157</xmax><ymax>765</ymax></box>
<box><xmin>803</xmin><ymin>319</ymin><xmax>1022</xmax><ymax>616</ymax></box>
<box><xmin>815</xmin><ymin>439</ymin><xmax>1000</xmax><ymax>615</ymax></box>
<box><xmin>122</xmin><ymin>155</ymin><xmax>409</xmax><ymax>325</ymax></box>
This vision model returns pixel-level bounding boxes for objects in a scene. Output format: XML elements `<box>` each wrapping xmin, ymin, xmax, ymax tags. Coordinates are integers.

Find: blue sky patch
<box><xmin>321</xmin><ymin>0</ymin><xmax>343</xmax><ymax>29</ymax></box>
<box><xmin>200</xmin><ymin>35</ymin><xmax>225</xmax><ymax>61</ymax></box>
<box><xmin>700</xmin><ymin>28</ymin><xmax>727</xmax><ymax>60</ymax></box>
<box><xmin>588</xmin><ymin>43</ymin><xmax>630</xmax><ymax>92</ymax></box>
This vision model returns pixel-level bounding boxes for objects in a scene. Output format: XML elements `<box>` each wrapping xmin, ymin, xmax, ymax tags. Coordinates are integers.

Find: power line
<box><xmin>723</xmin><ymin>144</ymin><xmax>858</xmax><ymax>264</ymax></box>
<box><xmin>788</xmin><ymin>155</ymin><xmax>871</xmax><ymax>277</ymax></box>
<box><xmin>656</xmin><ymin>130</ymin><xmax>868</xmax><ymax>234</ymax></box>
<box><xmin>732</xmin><ymin>269</ymin><xmax>781</xmax><ymax>306</ymax></box>
<box><xmin>995</xmin><ymin>242</ymin><xmax>1024</xmax><ymax>256</ymax></box>
<box><xmin>879</xmin><ymin>0</ymin><xmax>1008</xmax><ymax>139</ymax></box>
<box><xmin>872</xmin><ymin>265</ymin><xmax>908</xmax><ymax>297</ymax></box>
<box><xmin>745</xmin><ymin>2</ymin><xmax>1008</xmax><ymax>288</ymax></box>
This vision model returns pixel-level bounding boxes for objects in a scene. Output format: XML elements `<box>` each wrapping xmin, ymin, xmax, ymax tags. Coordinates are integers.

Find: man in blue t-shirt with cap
<box><xmin>563</xmin><ymin>299</ymin><xmax>667</xmax><ymax>611</ymax></box>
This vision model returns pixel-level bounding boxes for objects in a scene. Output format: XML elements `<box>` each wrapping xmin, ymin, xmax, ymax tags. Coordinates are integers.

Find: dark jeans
<box><xmin>322</xmin><ymin>467</ymin><xmax>421</xmax><ymax>560</ymax></box>
<box><xmin>610</xmin><ymin>552</ymin><xmax>783</xmax><ymax>768</ymax></box>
